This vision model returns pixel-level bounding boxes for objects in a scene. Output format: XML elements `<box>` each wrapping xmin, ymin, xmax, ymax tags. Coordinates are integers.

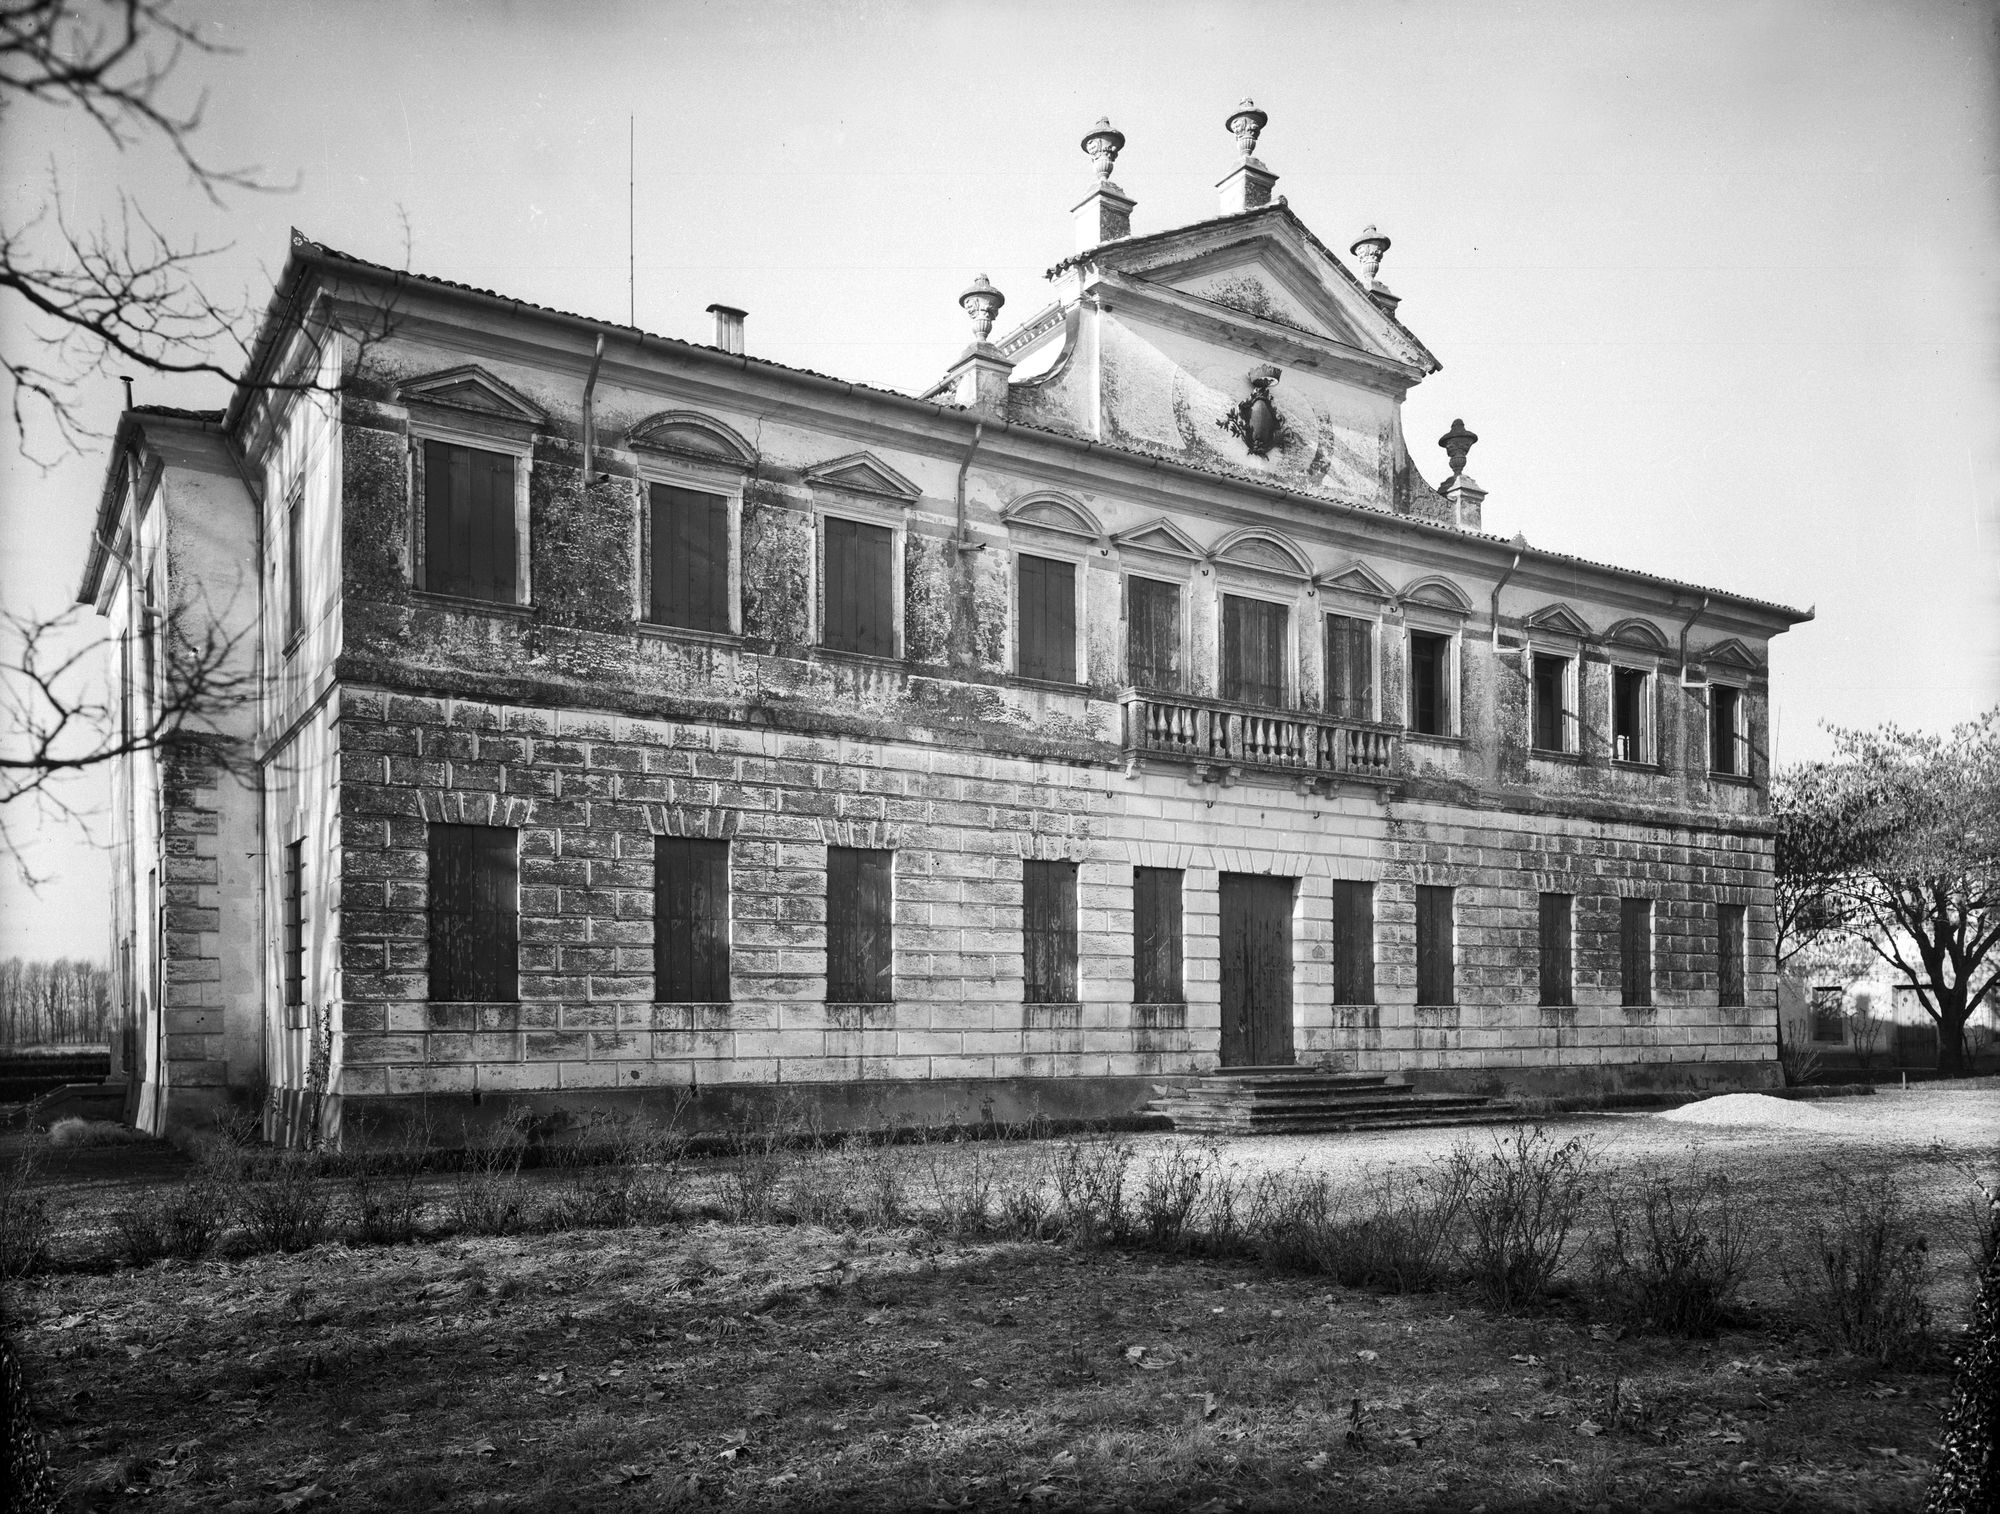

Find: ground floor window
<box><xmin>826</xmin><ymin>848</ymin><xmax>893</xmax><ymax>1003</ymax></box>
<box><xmin>1415</xmin><ymin>885</ymin><xmax>1455</xmax><ymax>1007</ymax></box>
<box><xmin>1132</xmin><ymin>866</ymin><xmax>1183</xmax><ymax>1004</ymax></box>
<box><xmin>428</xmin><ymin>823</ymin><xmax>518</xmax><ymax>1003</ymax></box>
<box><xmin>1024</xmin><ymin>860</ymin><xmax>1079</xmax><ymax>1003</ymax></box>
<box><xmin>655</xmin><ymin>838</ymin><xmax>730</xmax><ymax>1001</ymax></box>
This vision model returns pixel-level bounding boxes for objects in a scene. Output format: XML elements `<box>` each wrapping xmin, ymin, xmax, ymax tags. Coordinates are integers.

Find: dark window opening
<box><xmin>1532</xmin><ymin>653</ymin><xmax>1570</xmax><ymax>752</ymax></box>
<box><xmin>1125</xmin><ymin>576</ymin><xmax>1181</xmax><ymax>690</ymax></box>
<box><xmin>1539</xmin><ymin>892</ymin><xmax>1573</xmax><ymax>1007</ymax></box>
<box><xmin>823</xmin><ymin>516</ymin><xmax>895</xmax><ymax>657</ymax></box>
<box><xmin>284</xmin><ymin>485</ymin><xmax>304</xmax><ymax>644</ymax></box>
<box><xmin>1810</xmin><ymin>986</ymin><xmax>1845</xmax><ymax>1042</ymax></box>
<box><xmin>1024</xmin><ymin>859</ymin><xmax>1079</xmax><ymax>1003</ymax></box>
<box><xmin>1133</xmin><ymin>866</ymin><xmax>1183</xmax><ymax>1003</ymax></box>
<box><xmin>282</xmin><ymin>840</ymin><xmax>305</xmax><ymax>1011</ymax></box>
<box><xmin>1620</xmin><ymin>897</ymin><xmax>1653</xmax><ymax>1007</ymax></box>
<box><xmin>1331</xmin><ymin>880</ymin><xmax>1376</xmax><ymax>1005</ymax></box>
<box><xmin>1717</xmin><ymin>903</ymin><xmax>1746</xmax><ymax>1008</ymax></box>
<box><xmin>1222</xmin><ymin>595</ymin><xmax>1287</xmax><ymax>707</ymax></box>
<box><xmin>1710</xmin><ymin>686</ymin><xmax>1743</xmax><ymax>776</ymax></box>
<box><xmin>826</xmin><ymin>847</ymin><xmax>893</xmax><ymax>1003</ymax></box>
<box><xmin>1409</xmin><ymin>632</ymin><xmax>1450</xmax><ymax>735</ymax></box>
<box><xmin>1613</xmin><ymin>668</ymin><xmax>1647</xmax><ymax>763</ymax></box>
<box><xmin>649</xmin><ymin>484</ymin><xmax>731</xmax><ymax>632</ymax></box>
<box><xmin>1415</xmin><ymin>885</ymin><xmax>1455</xmax><ymax>1007</ymax></box>
<box><xmin>1325</xmin><ymin>615</ymin><xmax>1374</xmax><ymax>722</ymax></box>
<box><xmin>422</xmin><ymin>439</ymin><xmax>518</xmax><ymax>603</ymax></box>
<box><xmin>655</xmin><ymin>838</ymin><xmax>730</xmax><ymax>1002</ymax></box>
<box><xmin>1016</xmin><ymin>554</ymin><xmax>1077</xmax><ymax>683</ymax></box>
<box><xmin>428</xmin><ymin>823</ymin><xmax>519</xmax><ymax>1003</ymax></box>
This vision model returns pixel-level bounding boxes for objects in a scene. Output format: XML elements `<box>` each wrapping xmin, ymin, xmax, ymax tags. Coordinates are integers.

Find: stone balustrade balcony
<box><xmin>1118</xmin><ymin>689</ymin><xmax>1400</xmax><ymax>786</ymax></box>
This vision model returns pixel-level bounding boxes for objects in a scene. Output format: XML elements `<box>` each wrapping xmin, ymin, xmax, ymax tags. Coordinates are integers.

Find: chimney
<box><xmin>944</xmin><ymin>275</ymin><xmax>1015</xmax><ymax>419</ymax></box>
<box><xmin>706</xmin><ymin>303</ymin><xmax>746</xmax><ymax>354</ymax></box>
<box><xmin>1072</xmin><ymin>118</ymin><xmax>1136</xmax><ymax>253</ymax></box>
<box><xmin>1216</xmin><ymin>99</ymin><xmax>1278</xmax><ymax>215</ymax></box>
<box><xmin>1438</xmin><ymin>418</ymin><xmax>1486</xmax><ymax>531</ymax></box>
<box><xmin>1349</xmin><ymin>226</ymin><xmax>1402</xmax><ymax>318</ymax></box>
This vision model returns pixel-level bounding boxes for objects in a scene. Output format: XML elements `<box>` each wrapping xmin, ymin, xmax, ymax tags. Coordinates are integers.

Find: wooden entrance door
<box><xmin>1219</xmin><ymin>873</ymin><xmax>1294</xmax><ymax>1067</ymax></box>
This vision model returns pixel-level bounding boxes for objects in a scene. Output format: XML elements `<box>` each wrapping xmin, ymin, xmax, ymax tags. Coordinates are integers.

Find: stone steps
<box><xmin>1146</xmin><ymin>1064</ymin><xmax>1502</xmax><ymax>1136</ymax></box>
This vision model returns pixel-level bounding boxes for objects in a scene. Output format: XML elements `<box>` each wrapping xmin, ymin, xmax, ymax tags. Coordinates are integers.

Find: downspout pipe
<box><xmin>1490</xmin><ymin>545</ymin><xmax>1524</xmax><ymax>653</ymax></box>
<box><xmin>1677</xmin><ymin>594</ymin><xmax>1711</xmax><ymax>685</ymax></box>
<box><xmin>954</xmin><ymin>420</ymin><xmax>984</xmax><ymax>552</ymax></box>
<box><xmin>582</xmin><ymin>333</ymin><xmax>606</xmax><ymax>479</ymax></box>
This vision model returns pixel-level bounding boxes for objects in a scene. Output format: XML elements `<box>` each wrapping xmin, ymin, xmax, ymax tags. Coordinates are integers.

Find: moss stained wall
<box><xmin>740</xmin><ymin>484</ymin><xmax>811</xmax><ymax>650</ymax></box>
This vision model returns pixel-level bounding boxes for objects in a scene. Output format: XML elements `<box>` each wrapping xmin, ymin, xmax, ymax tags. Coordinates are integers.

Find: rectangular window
<box><xmin>283</xmin><ymin>484</ymin><xmax>304</xmax><ymax>644</ymax></box>
<box><xmin>1132</xmin><ymin>866</ymin><xmax>1183</xmax><ymax>1004</ymax></box>
<box><xmin>1023</xmin><ymin>859</ymin><xmax>1079</xmax><ymax>1003</ymax></box>
<box><xmin>1810</xmin><ymin>986</ymin><xmax>1845</xmax><ymax>1042</ymax></box>
<box><xmin>654</xmin><ymin>838</ymin><xmax>730</xmax><ymax>1001</ymax></box>
<box><xmin>1125</xmin><ymin>576</ymin><xmax>1181</xmax><ymax>689</ymax></box>
<box><xmin>1330</xmin><ymin>880</ymin><xmax>1376</xmax><ymax>1005</ymax></box>
<box><xmin>1531</xmin><ymin>652</ymin><xmax>1571</xmax><ymax>752</ymax></box>
<box><xmin>1613</xmin><ymin>668</ymin><xmax>1649</xmax><ymax>763</ymax></box>
<box><xmin>1324</xmin><ymin>615</ymin><xmax>1374</xmax><ymax>722</ymax></box>
<box><xmin>422</xmin><ymin>439</ymin><xmax>518</xmax><ymax>603</ymax></box>
<box><xmin>1710</xmin><ymin>686</ymin><xmax>1745</xmax><ymax>776</ymax></box>
<box><xmin>822</xmin><ymin>516</ymin><xmax>895</xmax><ymax>657</ymax></box>
<box><xmin>1620</xmin><ymin>897</ymin><xmax>1653</xmax><ymax>1007</ymax></box>
<box><xmin>1016</xmin><ymin>554</ymin><xmax>1077</xmax><ymax>683</ymax></box>
<box><xmin>1409</xmin><ymin>631</ymin><xmax>1451</xmax><ymax>735</ymax></box>
<box><xmin>1415</xmin><ymin>884</ymin><xmax>1455</xmax><ymax>1007</ymax></box>
<box><xmin>648</xmin><ymin>483</ymin><xmax>731</xmax><ymax>632</ymax></box>
<box><xmin>1222</xmin><ymin>594</ymin><xmax>1287</xmax><ymax>707</ymax></box>
<box><xmin>427</xmin><ymin>823</ymin><xmax>519</xmax><ymax>1002</ymax></box>
<box><xmin>1539</xmin><ymin>892</ymin><xmax>1574</xmax><ymax>1007</ymax></box>
<box><xmin>282</xmin><ymin>839</ymin><xmax>305</xmax><ymax>1011</ymax></box>
<box><xmin>826</xmin><ymin>847</ymin><xmax>893</xmax><ymax>1003</ymax></box>
<box><xmin>1717</xmin><ymin>903</ymin><xmax>1746</xmax><ymax>1007</ymax></box>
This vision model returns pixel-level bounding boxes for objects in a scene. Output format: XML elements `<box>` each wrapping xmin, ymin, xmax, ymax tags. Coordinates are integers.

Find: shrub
<box><xmin>1457</xmin><ymin>1126</ymin><xmax>1595</xmax><ymax>1309</ymax></box>
<box><xmin>1326</xmin><ymin>1163</ymin><xmax>1471</xmax><ymax>1293</ymax></box>
<box><xmin>113</xmin><ymin>1176</ymin><xmax>229</xmax><ymax>1264</ymax></box>
<box><xmin>1048</xmin><ymin>1138</ymin><xmax>1134</xmax><ymax>1246</ymax></box>
<box><xmin>718</xmin><ymin>1117</ymin><xmax>792</xmax><ymax>1224</ymax></box>
<box><xmin>1784</xmin><ymin>1168</ymin><xmax>1933</xmax><ymax>1364</ymax></box>
<box><xmin>1593</xmin><ymin>1162</ymin><xmax>1751</xmax><ymax>1336</ymax></box>
<box><xmin>0</xmin><ymin>1155</ymin><xmax>51</xmax><ymax>1279</ymax></box>
<box><xmin>915</xmin><ymin>1135</ymin><xmax>999</xmax><ymax>1237</ymax></box>
<box><xmin>235</xmin><ymin>1151</ymin><xmax>337</xmax><ymax>1253</ymax></box>
<box><xmin>445</xmin><ymin>1117</ymin><xmax>532</xmax><ymax>1236</ymax></box>
<box><xmin>47</xmin><ymin>1118</ymin><xmax>142</xmax><ymax>1149</ymax></box>
<box><xmin>1134</xmin><ymin>1141</ymin><xmax>1219</xmax><ymax>1252</ymax></box>
<box><xmin>1927</xmin><ymin>1234</ymin><xmax>1999</xmax><ymax>1511</ymax></box>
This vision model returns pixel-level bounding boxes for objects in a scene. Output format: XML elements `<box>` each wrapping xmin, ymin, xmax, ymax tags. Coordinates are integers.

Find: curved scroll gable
<box><xmin>1397</xmin><ymin>574</ymin><xmax>1474</xmax><ymax>615</ymax></box>
<box><xmin>1604</xmin><ymin>617</ymin><xmax>1671</xmax><ymax>652</ymax></box>
<box><xmin>398</xmin><ymin>365</ymin><xmax>547</xmax><ymax>425</ymax></box>
<box><xmin>804</xmin><ymin>451</ymin><xmax>923</xmax><ymax>502</ymax></box>
<box><xmin>1002</xmin><ymin>490</ymin><xmax>1105</xmax><ymax>542</ymax></box>
<box><xmin>1210</xmin><ymin>527</ymin><xmax>1312</xmax><ymax>579</ymax></box>
<box><xmin>627</xmin><ymin>410</ymin><xmax>757</xmax><ymax>467</ymax></box>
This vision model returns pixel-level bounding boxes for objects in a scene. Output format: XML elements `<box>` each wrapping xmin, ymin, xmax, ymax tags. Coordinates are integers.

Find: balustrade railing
<box><xmin>1120</xmin><ymin>691</ymin><xmax>1398</xmax><ymax>780</ymax></box>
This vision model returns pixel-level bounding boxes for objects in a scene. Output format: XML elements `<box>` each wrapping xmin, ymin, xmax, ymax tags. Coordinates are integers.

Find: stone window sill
<box><xmin>633</xmin><ymin>622</ymin><xmax>740</xmax><ymax>649</ymax></box>
<box><xmin>1529</xmin><ymin>747</ymin><xmax>1586</xmax><ymax>764</ymax></box>
<box><xmin>412</xmin><ymin>589</ymin><xmax>536</xmax><ymax>619</ymax></box>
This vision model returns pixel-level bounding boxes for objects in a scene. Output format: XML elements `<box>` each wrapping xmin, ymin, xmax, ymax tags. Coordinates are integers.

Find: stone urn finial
<box><xmin>1439</xmin><ymin>417</ymin><xmax>1478</xmax><ymax>477</ymax></box>
<box><xmin>1351</xmin><ymin>225</ymin><xmax>1391</xmax><ymax>284</ymax></box>
<box><xmin>959</xmin><ymin>274</ymin><xmax>1006</xmax><ymax>344</ymax></box>
<box><xmin>1226</xmin><ymin>99</ymin><xmax>1269</xmax><ymax>160</ymax></box>
<box><xmin>1081</xmin><ymin>117</ymin><xmax>1126</xmax><ymax>183</ymax></box>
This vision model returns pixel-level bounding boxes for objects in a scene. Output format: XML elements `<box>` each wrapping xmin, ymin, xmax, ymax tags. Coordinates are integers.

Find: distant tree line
<box><xmin>0</xmin><ymin>958</ymin><xmax>111</xmax><ymax>1047</ymax></box>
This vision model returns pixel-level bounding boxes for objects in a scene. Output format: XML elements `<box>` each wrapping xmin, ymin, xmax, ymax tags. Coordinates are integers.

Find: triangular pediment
<box><xmin>1003</xmin><ymin>491</ymin><xmax>1103</xmax><ymax>541</ymax></box>
<box><xmin>1212</xmin><ymin>528</ymin><xmax>1311</xmax><ymax>578</ymax></box>
<box><xmin>1523</xmin><ymin>602</ymin><xmax>1595</xmax><ymax>639</ymax></box>
<box><xmin>804</xmin><ymin>451</ymin><xmax>921</xmax><ymax>502</ymax></box>
<box><xmin>1700</xmin><ymin>637</ymin><xmax>1761</xmax><ymax>671</ymax></box>
<box><xmin>629</xmin><ymin>410</ymin><xmax>755</xmax><ymax>466</ymax></box>
<box><xmin>1111</xmin><ymin>518</ymin><xmax>1204</xmax><ymax>560</ymax></box>
<box><xmin>399</xmin><ymin>365</ymin><xmax>546</xmax><ymax>424</ymax></box>
<box><xmin>1317</xmin><ymin>560</ymin><xmax>1395</xmax><ymax>599</ymax></box>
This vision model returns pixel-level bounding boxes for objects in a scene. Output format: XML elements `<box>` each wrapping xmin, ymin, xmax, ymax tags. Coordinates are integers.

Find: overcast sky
<box><xmin>2</xmin><ymin>0</ymin><xmax>1996</xmax><ymax>960</ymax></box>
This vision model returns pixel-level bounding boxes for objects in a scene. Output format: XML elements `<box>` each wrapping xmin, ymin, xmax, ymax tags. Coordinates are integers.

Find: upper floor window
<box><xmin>283</xmin><ymin>483</ymin><xmax>305</xmax><ymax>646</ymax></box>
<box><xmin>420</xmin><ymin>439</ymin><xmax>521</xmax><ymax>604</ymax></box>
<box><xmin>1709</xmin><ymin>685</ymin><xmax>1748</xmax><ymax>776</ymax></box>
<box><xmin>1125</xmin><ymin>576</ymin><xmax>1181</xmax><ymax>690</ymax></box>
<box><xmin>1531</xmin><ymin>652</ymin><xmax>1576</xmax><ymax>753</ymax></box>
<box><xmin>1408</xmin><ymin>631</ymin><xmax>1453</xmax><ymax>736</ymax></box>
<box><xmin>1612</xmin><ymin>667</ymin><xmax>1654</xmax><ymax>764</ymax></box>
<box><xmin>647</xmin><ymin>483</ymin><xmax>732</xmax><ymax>633</ymax></box>
<box><xmin>1324</xmin><ymin>615</ymin><xmax>1374</xmax><ymax>722</ymax></box>
<box><xmin>822</xmin><ymin>516</ymin><xmax>895</xmax><ymax>657</ymax></box>
<box><xmin>1016</xmin><ymin>553</ymin><xmax>1077</xmax><ymax>683</ymax></box>
<box><xmin>1222</xmin><ymin>594</ymin><xmax>1287</xmax><ymax>707</ymax></box>
<box><xmin>428</xmin><ymin>823</ymin><xmax>518</xmax><ymax>1003</ymax></box>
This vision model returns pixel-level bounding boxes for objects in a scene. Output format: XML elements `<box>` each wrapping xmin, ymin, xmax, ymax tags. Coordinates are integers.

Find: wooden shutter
<box><xmin>1532</xmin><ymin>654</ymin><xmax>1567</xmax><ymax>751</ymax></box>
<box><xmin>1717</xmin><ymin>904</ymin><xmax>1746</xmax><ymax>1007</ymax></box>
<box><xmin>1620</xmin><ymin>897</ymin><xmax>1652</xmax><ymax>1007</ymax></box>
<box><xmin>1324</xmin><ymin>615</ymin><xmax>1372</xmax><ymax>721</ymax></box>
<box><xmin>1538</xmin><ymin>893</ymin><xmax>1573</xmax><ymax>1007</ymax></box>
<box><xmin>824</xmin><ymin>517</ymin><xmax>894</xmax><ymax>657</ymax></box>
<box><xmin>1126</xmin><ymin>577</ymin><xmax>1180</xmax><ymax>689</ymax></box>
<box><xmin>649</xmin><ymin>484</ymin><xmax>730</xmax><ymax>632</ymax></box>
<box><xmin>1409</xmin><ymin>632</ymin><xmax>1448</xmax><ymax>735</ymax></box>
<box><xmin>428</xmin><ymin>823</ymin><xmax>519</xmax><ymax>1002</ymax></box>
<box><xmin>282</xmin><ymin>840</ymin><xmax>305</xmax><ymax>1009</ymax></box>
<box><xmin>826</xmin><ymin>848</ymin><xmax>893</xmax><ymax>1002</ymax></box>
<box><xmin>1023</xmin><ymin>859</ymin><xmax>1079</xmax><ymax>1003</ymax></box>
<box><xmin>1017</xmin><ymin>554</ymin><xmax>1077</xmax><ymax>682</ymax></box>
<box><xmin>424</xmin><ymin>440</ymin><xmax>517</xmax><ymax>603</ymax></box>
<box><xmin>1330</xmin><ymin>880</ymin><xmax>1375</xmax><ymax>1005</ymax></box>
<box><xmin>1132</xmin><ymin>866</ymin><xmax>1183</xmax><ymax>1004</ymax></box>
<box><xmin>1414</xmin><ymin>885</ymin><xmax>1454</xmax><ymax>1006</ymax></box>
<box><xmin>1222</xmin><ymin>595</ymin><xmax>1287</xmax><ymax>707</ymax></box>
<box><xmin>654</xmin><ymin>838</ymin><xmax>730</xmax><ymax>1001</ymax></box>
<box><xmin>1710</xmin><ymin>687</ymin><xmax>1740</xmax><ymax>775</ymax></box>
